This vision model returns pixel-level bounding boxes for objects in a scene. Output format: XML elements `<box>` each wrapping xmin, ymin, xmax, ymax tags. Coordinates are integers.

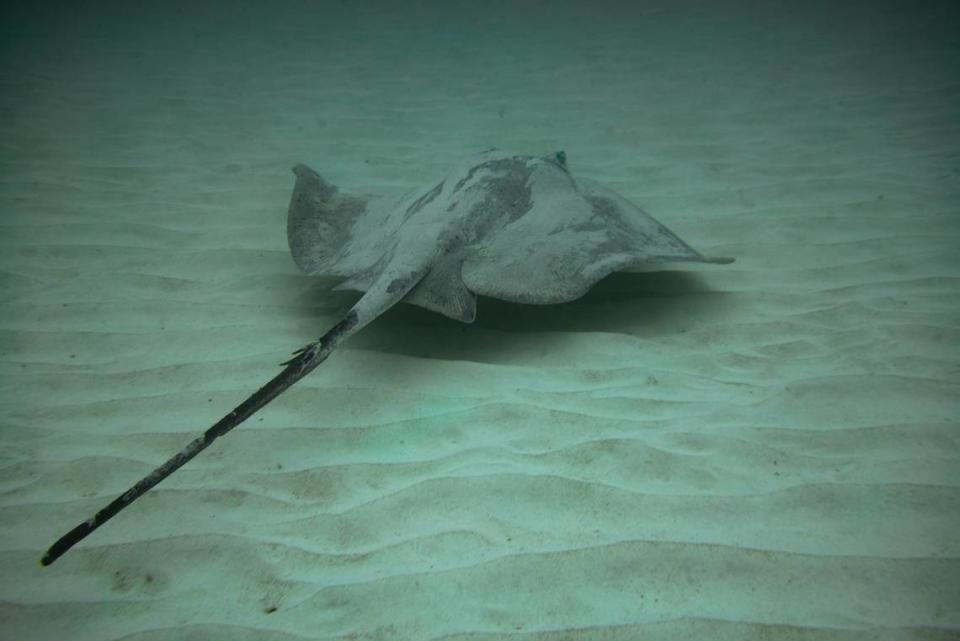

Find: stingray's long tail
<box><xmin>41</xmin><ymin>261</ymin><xmax>430</xmax><ymax>566</ymax></box>
<box><xmin>40</xmin><ymin>311</ymin><xmax>362</xmax><ymax>566</ymax></box>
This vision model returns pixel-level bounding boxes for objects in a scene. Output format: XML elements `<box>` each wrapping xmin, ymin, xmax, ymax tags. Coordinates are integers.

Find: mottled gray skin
<box><xmin>41</xmin><ymin>149</ymin><xmax>732</xmax><ymax>566</ymax></box>
<box><xmin>289</xmin><ymin>148</ymin><xmax>732</xmax><ymax>336</ymax></box>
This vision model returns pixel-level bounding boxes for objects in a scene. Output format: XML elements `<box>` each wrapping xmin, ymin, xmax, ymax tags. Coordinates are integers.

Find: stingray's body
<box><xmin>41</xmin><ymin>149</ymin><xmax>732</xmax><ymax>565</ymax></box>
<box><xmin>289</xmin><ymin>148</ymin><xmax>730</xmax><ymax>330</ymax></box>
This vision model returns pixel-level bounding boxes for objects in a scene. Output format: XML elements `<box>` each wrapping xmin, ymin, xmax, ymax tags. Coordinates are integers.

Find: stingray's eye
<box><xmin>555</xmin><ymin>151</ymin><xmax>567</xmax><ymax>168</ymax></box>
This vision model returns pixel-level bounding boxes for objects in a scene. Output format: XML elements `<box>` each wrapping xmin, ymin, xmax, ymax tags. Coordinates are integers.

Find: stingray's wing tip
<box><xmin>291</xmin><ymin>163</ymin><xmax>318</xmax><ymax>177</ymax></box>
<box><xmin>705</xmin><ymin>256</ymin><xmax>735</xmax><ymax>264</ymax></box>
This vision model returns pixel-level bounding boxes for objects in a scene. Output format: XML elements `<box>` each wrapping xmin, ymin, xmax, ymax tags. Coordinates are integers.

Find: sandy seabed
<box><xmin>1</xmin><ymin>1</ymin><xmax>958</xmax><ymax>640</ymax></box>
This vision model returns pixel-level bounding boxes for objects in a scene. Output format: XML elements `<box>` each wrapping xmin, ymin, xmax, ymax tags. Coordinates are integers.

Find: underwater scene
<box><xmin>1</xmin><ymin>1</ymin><xmax>958</xmax><ymax>639</ymax></box>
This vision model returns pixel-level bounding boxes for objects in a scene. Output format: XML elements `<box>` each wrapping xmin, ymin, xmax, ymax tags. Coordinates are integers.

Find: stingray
<box><xmin>41</xmin><ymin>148</ymin><xmax>732</xmax><ymax>565</ymax></box>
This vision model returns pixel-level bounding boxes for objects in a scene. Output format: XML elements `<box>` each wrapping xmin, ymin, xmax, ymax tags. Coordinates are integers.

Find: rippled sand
<box><xmin>2</xmin><ymin>2</ymin><xmax>958</xmax><ymax>640</ymax></box>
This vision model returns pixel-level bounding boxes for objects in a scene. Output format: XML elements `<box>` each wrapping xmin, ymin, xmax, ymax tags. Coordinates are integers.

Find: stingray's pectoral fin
<box><xmin>697</xmin><ymin>254</ymin><xmax>735</xmax><ymax>265</ymax></box>
<box><xmin>656</xmin><ymin>253</ymin><xmax>735</xmax><ymax>266</ymax></box>
<box><xmin>40</xmin><ymin>310</ymin><xmax>362</xmax><ymax>567</ymax></box>
<box><xmin>287</xmin><ymin>164</ymin><xmax>369</xmax><ymax>276</ymax></box>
